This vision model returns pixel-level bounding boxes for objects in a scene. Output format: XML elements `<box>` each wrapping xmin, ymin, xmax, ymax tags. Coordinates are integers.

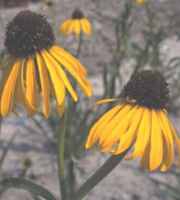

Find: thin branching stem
<box><xmin>76</xmin><ymin>32</ymin><xmax>83</xmax><ymax>58</ymax></box>
<box><xmin>74</xmin><ymin>151</ymin><xmax>128</xmax><ymax>200</ymax></box>
<box><xmin>57</xmin><ymin>111</ymin><xmax>69</xmax><ymax>200</ymax></box>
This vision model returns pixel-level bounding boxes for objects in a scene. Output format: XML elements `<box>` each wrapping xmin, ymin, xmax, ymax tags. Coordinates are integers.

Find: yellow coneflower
<box><xmin>86</xmin><ymin>70</ymin><xmax>180</xmax><ymax>171</ymax></box>
<box><xmin>1</xmin><ymin>10</ymin><xmax>92</xmax><ymax>118</ymax></box>
<box><xmin>135</xmin><ymin>0</ymin><xmax>145</xmax><ymax>5</ymax></box>
<box><xmin>60</xmin><ymin>9</ymin><xmax>92</xmax><ymax>36</ymax></box>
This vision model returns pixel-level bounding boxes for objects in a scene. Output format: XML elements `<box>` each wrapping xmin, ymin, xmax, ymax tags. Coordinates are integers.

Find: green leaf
<box><xmin>0</xmin><ymin>177</ymin><xmax>56</xmax><ymax>200</ymax></box>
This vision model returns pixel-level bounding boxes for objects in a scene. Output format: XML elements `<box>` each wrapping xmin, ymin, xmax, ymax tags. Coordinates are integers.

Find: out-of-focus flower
<box><xmin>86</xmin><ymin>70</ymin><xmax>180</xmax><ymax>171</ymax></box>
<box><xmin>1</xmin><ymin>10</ymin><xmax>92</xmax><ymax>117</ymax></box>
<box><xmin>135</xmin><ymin>0</ymin><xmax>145</xmax><ymax>5</ymax></box>
<box><xmin>60</xmin><ymin>9</ymin><xmax>92</xmax><ymax>37</ymax></box>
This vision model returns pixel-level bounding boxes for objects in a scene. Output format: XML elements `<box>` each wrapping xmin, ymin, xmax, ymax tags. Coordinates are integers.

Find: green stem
<box><xmin>63</xmin><ymin>33</ymin><xmax>84</xmax><ymax>197</ymax></box>
<box><xmin>74</xmin><ymin>151</ymin><xmax>128</xmax><ymax>200</ymax></box>
<box><xmin>66</xmin><ymin>100</ymin><xmax>77</xmax><ymax>198</ymax></box>
<box><xmin>57</xmin><ymin>111</ymin><xmax>68</xmax><ymax>200</ymax></box>
<box><xmin>0</xmin><ymin>177</ymin><xmax>56</xmax><ymax>200</ymax></box>
<box><xmin>76</xmin><ymin>33</ymin><xmax>83</xmax><ymax>58</ymax></box>
<box><xmin>67</xmin><ymin>158</ymin><xmax>76</xmax><ymax>198</ymax></box>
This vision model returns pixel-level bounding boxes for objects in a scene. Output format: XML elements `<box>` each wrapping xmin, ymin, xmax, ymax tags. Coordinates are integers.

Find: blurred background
<box><xmin>0</xmin><ymin>0</ymin><xmax>180</xmax><ymax>199</ymax></box>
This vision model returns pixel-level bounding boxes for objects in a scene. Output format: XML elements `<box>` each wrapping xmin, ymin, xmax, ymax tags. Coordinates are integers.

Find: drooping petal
<box><xmin>49</xmin><ymin>48</ymin><xmax>92</xmax><ymax>97</ymax></box>
<box><xmin>85</xmin><ymin>105</ymin><xmax>123</xmax><ymax>149</ymax></box>
<box><xmin>139</xmin><ymin>110</ymin><xmax>151</xmax><ymax>171</ymax></box>
<box><xmin>114</xmin><ymin>107</ymin><xmax>143</xmax><ymax>155</ymax></box>
<box><xmin>25</xmin><ymin>57</ymin><xmax>37</xmax><ymax>109</ymax></box>
<box><xmin>140</xmin><ymin>143</ymin><xmax>150</xmax><ymax>170</ymax></box>
<box><xmin>159</xmin><ymin>111</ymin><xmax>174</xmax><ymax>170</ymax></box>
<box><xmin>1</xmin><ymin>60</ymin><xmax>21</xmax><ymax>116</ymax></box>
<box><xmin>36</xmin><ymin>53</ymin><xmax>50</xmax><ymax>118</ymax></box>
<box><xmin>75</xmin><ymin>20</ymin><xmax>81</xmax><ymax>35</ymax></box>
<box><xmin>131</xmin><ymin>108</ymin><xmax>151</xmax><ymax>158</ymax></box>
<box><xmin>64</xmin><ymin>20</ymin><xmax>75</xmax><ymax>35</ymax></box>
<box><xmin>100</xmin><ymin>106</ymin><xmax>139</xmax><ymax>151</ymax></box>
<box><xmin>80</xmin><ymin>19</ymin><xmax>88</xmax><ymax>35</ymax></box>
<box><xmin>50</xmin><ymin>45</ymin><xmax>87</xmax><ymax>77</ymax></box>
<box><xmin>15</xmin><ymin>60</ymin><xmax>25</xmax><ymax>104</ymax></box>
<box><xmin>97</xmin><ymin>104</ymin><xmax>132</xmax><ymax>146</ymax></box>
<box><xmin>15</xmin><ymin>59</ymin><xmax>35</xmax><ymax>115</ymax></box>
<box><xmin>60</xmin><ymin>20</ymin><xmax>71</xmax><ymax>34</ymax></box>
<box><xmin>42</xmin><ymin>50</ymin><xmax>78</xmax><ymax>101</ymax></box>
<box><xmin>68</xmin><ymin>20</ymin><xmax>76</xmax><ymax>35</ymax></box>
<box><xmin>168</xmin><ymin>119</ymin><xmax>180</xmax><ymax>166</ymax></box>
<box><xmin>149</xmin><ymin>110</ymin><xmax>163</xmax><ymax>171</ymax></box>
<box><xmin>81</xmin><ymin>18</ymin><xmax>92</xmax><ymax>35</ymax></box>
<box><xmin>160</xmin><ymin>136</ymin><xmax>169</xmax><ymax>172</ymax></box>
<box><xmin>41</xmin><ymin>51</ymin><xmax>65</xmax><ymax>109</ymax></box>
<box><xmin>96</xmin><ymin>98</ymin><xmax>118</xmax><ymax>105</ymax></box>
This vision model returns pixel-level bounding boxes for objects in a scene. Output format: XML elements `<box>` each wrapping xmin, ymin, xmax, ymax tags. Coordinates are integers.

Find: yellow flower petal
<box><xmin>41</xmin><ymin>51</ymin><xmax>66</xmax><ymax>109</ymax></box>
<box><xmin>75</xmin><ymin>20</ymin><xmax>81</xmax><ymax>35</ymax></box>
<box><xmin>49</xmin><ymin>48</ymin><xmax>92</xmax><ymax>97</ymax></box>
<box><xmin>69</xmin><ymin>20</ymin><xmax>76</xmax><ymax>35</ymax></box>
<box><xmin>167</xmin><ymin>119</ymin><xmax>180</xmax><ymax>167</ymax></box>
<box><xmin>80</xmin><ymin>19</ymin><xmax>88</xmax><ymax>35</ymax></box>
<box><xmin>166</xmin><ymin>114</ymin><xmax>180</xmax><ymax>143</ymax></box>
<box><xmin>15</xmin><ymin>60</ymin><xmax>35</xmax><ymax>115</ymax></box>
<box><xmin>149</xmin><ymin>110</ymin><xmax>163</xmax><ymax>171</ymax></box>
<box><xmin>96</xmin><ymin>98</ymin><xmax>118</xmax><ymax>105</ymax></box>
<box><xmin>114</xmin><ymin>107</ymin><xmax>143</xmax><ymax>155</ymax></box>
<box><xmin>85</xmin><ymin>105</ymin><xmax>123</xmax><ymax>149</ymax></box>
<box><xmin>1</xmin><ymin>60</ymin><xmax>21</xmax><ymax>116</ymax></box>
<box><xmin>140</xmin><ymin>143</ymin><xmax>150</xmax><ymax>170</ymax></box>
<box><xmin>101</xmin><ymin>106</ymin><xmax>139</xmax><ymax>151</ymax></box>
<box><xmin>135</xmin><ymin>0</ymin><xmax>145</xmax><ymax>5</ymax></box>
<box><xmin>160</xmin><ymin>137</ymin><xmax>169</xmax><ymax>172</ymax></box>
<box><xmin>65</xmin><ymin>20</ymin><xmax>74</xmax><ymax>34</ymax></box>
<box><xmin>51</xmin><ymin>45</ymin><xmax>87</xmax><ymax>77</ymax></box>
<box><xmin>159</xmin><ymin>111</ymin><xmax>174</xmax><ymax>170</ymax></box>
<box><xmin>42</xmin><ymin>50</ymin><xmax>78</xmax><ymax>102</ymax></box>
<box><xmin>60</xmin><ymin>20</ymin><xmax>71</xmax><ymax>34</ymax></box>
<box><xmin>36</xmin><ymin>53</ymin><xmax>50</xmax><ymax>118</ymax></box>
<box><xmin>81</xmin><ymin>18</ymin><xmax>92</xmax><ymax>35</ymax></box>
<box><xmin>98</xmin><ymin>104</ymin><xmax>132</xmax><ymax>146</ymax></box>
<box><xmin>131</xmin><ymin>108</ymin><xmax>151</xmax><ymax>158</ymax></box>
<box><xmin>14</xmin><ymin>60</ymin><xmax>25</xmax><ymax>104</ymax></box>
<box><xmin>49</xmin><ymin>48</ymin><xmax>86</xmax><ymax>79</ymax></box>
<box><xmin>25</xmin><ymin>57</ymin><xmax>37</xmax><ymax>109</ymax></box>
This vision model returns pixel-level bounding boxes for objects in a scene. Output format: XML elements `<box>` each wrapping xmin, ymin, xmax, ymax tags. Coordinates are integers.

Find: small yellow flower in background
<box><xmin>86</xmin><ymin>70</ymin><xmax>180</xmax><ymax>172</ymax></box>
<box><xmin>60</xmin><ymin>8</ymin><xmax>92</xmax><ymax>36</ymax></box>
<box><xmin>1</xmin><ymin>10</ymin><xmax>92</xmax><ymax>118</ymax></box>
<box><xmin>135</xmin><ymin>0</ymin><xmax>145</xmax><ymax>5</ymax></box>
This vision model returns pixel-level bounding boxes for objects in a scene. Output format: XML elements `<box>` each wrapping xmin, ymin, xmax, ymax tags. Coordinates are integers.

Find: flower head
<box><xmin>1</xmin><ymin>10</ymin><xmax>92</xmax><ymax>117</ymax></box>
<box><xmin>86</xmin><ymin>70</ymin><xmax>180</xmax><ymax>171</ymax></box>
<box><xmin>60</xmin><ymin>9</ymin><xmax>92</xmax><ymax>36</ymax></box>
<box><xmin>135</xmin><ymin>0</ymin><xmax>145</xmax><ymax>5</ymax></box>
